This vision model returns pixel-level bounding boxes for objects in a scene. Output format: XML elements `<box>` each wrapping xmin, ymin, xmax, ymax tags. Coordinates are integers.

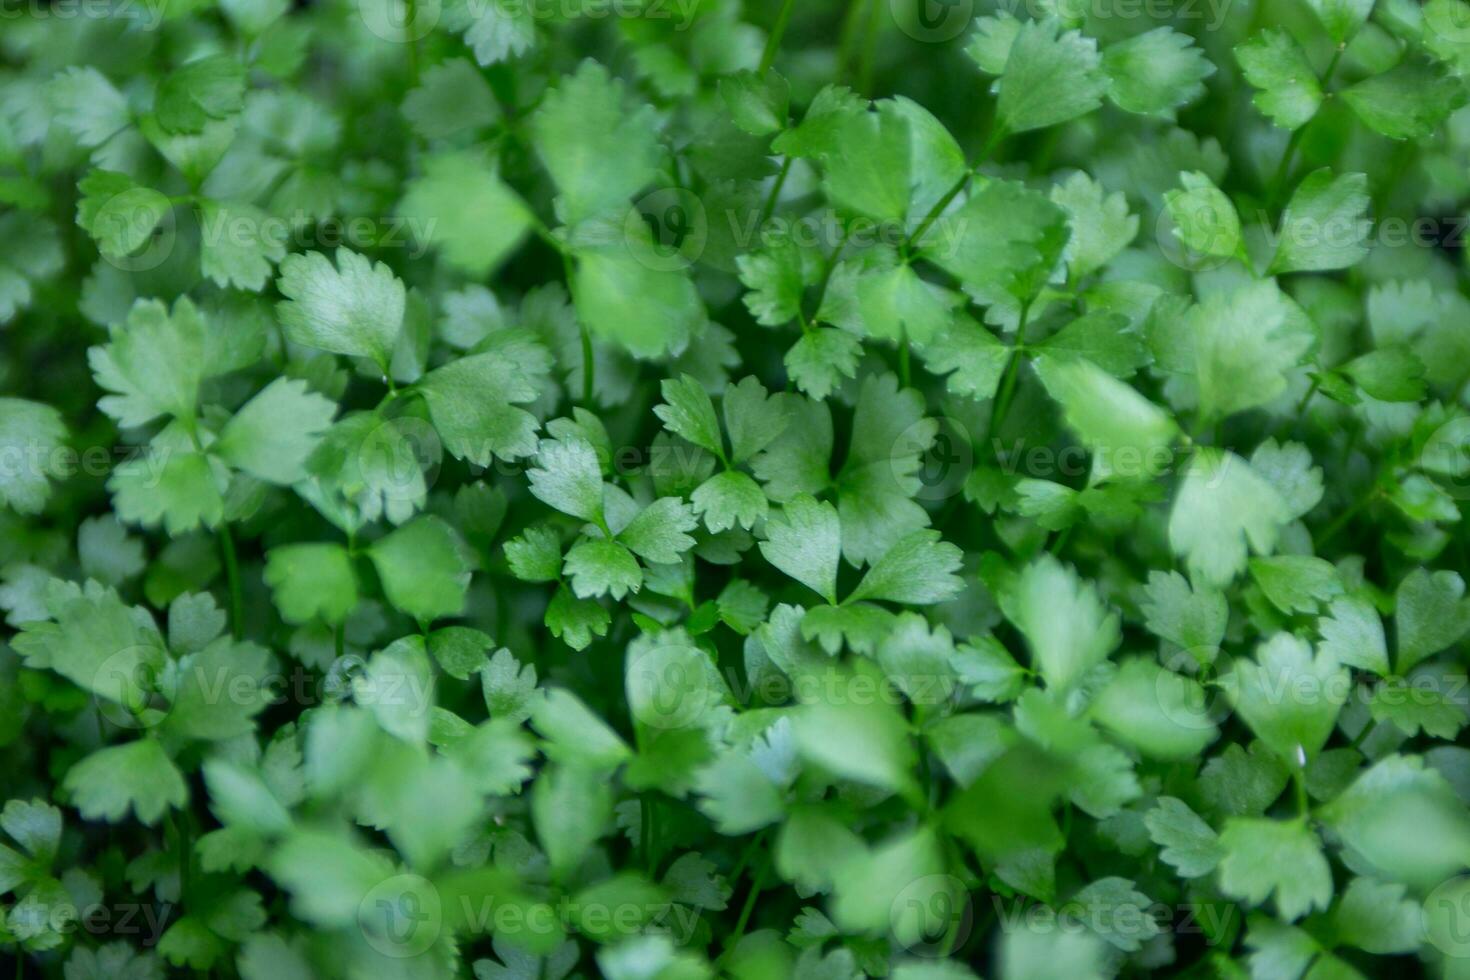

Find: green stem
<box><xmin>986</xmin><ymin>349</ymin><xmax>1024</xmax><ymax>448</ymax></box>
<box><xmin>760</xmin><ymin>156</ymin><xmax>793</xmax><ymax>226</ymax></box>
<box><xmin>1269</xmin><ymin>43</ymin><xmax>1347</xmax><ymax>205</ymax></box>
<box><xmin>985</xmin><ymin>305</ymin><xmax>1030</xmax><ymax>449</ymax></box>
<box><xmin>858</xmin><ymin>0</ymin><xmax>882</xmax><ymax>95</ymax></box>
<box><xmin>218</xmin><ymin>524</ymin><xmax>244</xmax><ymax>640</ymax></box>
<box><xmin>904</xmin><ymin>130</ymin><xmax>1002</xmax><ymax>257</ymax></box>
<box><xmin>717</xmin><ymin>858</ymin><xmax>769</xmax><ymax>967</ymax></box>
<box><xmin>335</xmin><ymin>620</ymin><xmax>346</xmax><ymax>661</ymax></box>
<box><xmin>1293</xmin><ymin>768</ymin><xmax>1309</xmax><ymax>818</ymax></box>
<box><xmin>641</xmin><ymin>794</ymin><xmax>655</xmax><ymax>870</ymax></box>
<box><xmin>898</xmin><ymin>326</ymin><xmax>911</xmax><ymax>388</ymax></box>
<box><xmin>404</xmin><ymin>0</ymin><xmax>420</xmax><ymax>84</ymax></box>
<box><xmin>759</xmin><ymin>0</ymin><xmax>797</xmax><ymax>74</ymax></box>
<box><xmin>1315</xmin><ymin>487</ymin><xmax>1380</xmax><ymax>548</ymax></box>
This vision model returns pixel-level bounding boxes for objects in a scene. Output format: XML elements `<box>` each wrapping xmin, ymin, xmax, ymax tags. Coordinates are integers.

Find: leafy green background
<box><xmin>3</xmin><ymin>0</ymin><xmax>1470</xmax><ymax>977</ymax></box>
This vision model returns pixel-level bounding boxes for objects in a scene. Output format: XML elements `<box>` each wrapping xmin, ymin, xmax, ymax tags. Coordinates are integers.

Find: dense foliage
<box><xmin>5</xmin><ymin>0</ymin><xmax>1470</xmax><ymax>976</ymax></box>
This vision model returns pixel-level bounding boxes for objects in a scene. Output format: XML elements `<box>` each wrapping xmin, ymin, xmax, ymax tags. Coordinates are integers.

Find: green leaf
<box><xmin>197</xmin><ymin>200</ymin><xmax>286</xmax><ymax>291</ymax></box>
<box><xmin>1170</xmin><ymin>449</ymin><xmax>1293</xmax><ymax>586</ymax></box>
<box><xmin>1141</xmin><ymin>570</ymin><xmax>1228</xmax><ymax>657</ymax></box>
<box><xmin>654</xmin><ymin>375</ymin><xmax>723</xmax><ymax>458</ymax></box>
<box><xmin>76</xmin><ymin>171</ymin><xmax>172</xmax><ymax>262</ymax></box>
<box><xmin>691</xmin><ymin>470</ymin><xmax>768</xmax><ymax>533</ymax></box>
<box><xmin>1342</xmin><ymin>346</ymin><xmax>1427</xmax><ymax>402</ymax></box>
<box><xmin>216</xmin><ymin>378</ymin><xmax>337</xmax><ymax>485</ymax></box>
<box><xmin>48</xmin><ymin>67</ymin><xmax>130</xmax><ymax>147</ymax></box>
<box><xmin>418</xmin><ymin>351</ymin><xmax>544</xmax><ymax>466</ymax></box>
<box><xmin>1163</xmin><ymin>170</ymin><xmax>1242</xmax><ymax>260</ymax></box>
<box><xmin>848</xmin><ymin>529</ymin><xmax>963</xmax><ymax>606</ymax></box>
<box><xmin>1332</xmin><ymin>877</ymin><xmax>1424</xmax><ymax>955</ymax></box>
<box><xmin>571</xmin><ymin>246</ymin><xmax>702</xmax><ymax>360</ymax></box>
<box><xmin>619</xmin><ymin>498</ymin><xmax>697</xmax><ymax>565</ymax></box>
<box><xmin>155</xmin><ymin>55</ymin><xmax>245</xmax><ymax>134</ymax></box>
<box><xmin>399</xmin><ymin>151</ymin><xmax>532</xmax><ymax>276</ymax></box>
<box><xmin>64</xmin><ymin>739</ymin><xmax>187</xmax><ymax>826</ymax></box>
<box><xmin>1321</xmin><ymin>754</ymin><xmax>1470</xmax><ymax>889</ymax></box>
<box><xmin>1318</xmin><ymin>594</ymin><xmax>1389</xmax><ymax>676</ymax></box>
<box><xmin>1218</xmin><ymin>817</ymin><xmax>1332</xmax><ymax>921</ymax></box>
<box><xmin>1102</xmin><ymin>27</ymin><xmax>1214</xmax><ymax>120</ymax></box>
<box><xmin>530</xmin><ymin>60</ymin><xmax>661</xmax><ymax>224</ymax></box>
<box><xmin>758</xmin><ymin>495</ymin><xmax>840</xmax><ymax>604</ymax></box>
<box><xmin>89</xmin><ymin>297</ymin><xmax>207</xmax><ymax>428</ymax></box>
<box><xmin>1091</xmin><ymin>658</ymin><xmax>1218</xmax><ymax>759</ymax></box>
<box><xmin>785</xmin><ymin>328</ymin><xmax>862</xmax><ymax>400</ymax></box>
<box><xmin>1184</xmin><ymin>282</ymin><xmax>1316</xmax><ymax>422</ymax></box>
<box><xmin>718</xmin><ymin>69</ymin><xmax>790</xmax><ymax>136</ymax></box>
<box><xmin>564</xmin><ymin>537</ymin><xmax>642</xmax><ymax>600</ymax></box>
<box><xmin>723</xmin><ymin>376</ymin><xmax>790</xmax><ymax>465</ymax></box>
<box><xmin>1049</xmin><ymin>172</ymin><xmax>1138</xmax><ymax>282</ymax></box>
<box><xmin>1235</xmin><ymin>30</ymin><xmax>1323</xmax><ymax>129</ymax></box>
<box><xmin>1249</xmin><ymin>555</ymin><xmax>1343</xmax><ymax>615</ymax></box>
<box><xmin>275</xmin><ymin>249</ymin><xmax>405</xmax><ymax>369</ymax></box>
<box><xmin>401</xmin><ymin>58</ymin><xmax>500</xmax><ymax>140</ymax></box>
<box><xmin>1145</xmin><ymin>797</ymin><xmax>1223</xmax><ymax>878</ymax></box>
<box><xmin>533</xmin><ymin>763</ymin><xmax>612</xmax><ymax>878</ymax></box>
<box><xmin>793</xmin><ymin>664</ymin><xmax>919</xmax><ymax>800</ymax></box>
<box><xmin>1269</xmin><ymin>169</ymin><xmax>1372</xmax><ymax>275</ymax></box>
<box><xmin>0</xmin><ymin>398</ymin><xmax>67</xmax><ymax>515</ymax></box>
<box><xmin>368</xmin><ymin>516</ymin><xmax>473</xmax><ymax>622</ymax></box>
<box><xmin>527</xmin><ymin>435</ymin><xmax>605</xmax><ymax>525</ymax></box>
<box><xmin>1395</xmin><ymin>568</ymin><xmax>1470</xmax><ymax>673</ymax></box>
<box><xmin>1010</xmin><ymin>554</ymin><xmax>1119</xmax><ymax>691</ymax></box>
<box><xmin>994</xmin><ymin>18</ymin><xmax>1107</xmax><ymax>136</ymax></box>
<box><xmin>1341</xmin><ymin>59</ymin><xmax>1468</xmax><ymax>140</ymax></box>
<box><xmin>1228</xmin><ymin>633</ymin><xmax>1348</xmax><ymax>763</ymax></box>
<box><xmin>1033</xmin><ymin>354</ymin><xmax>1177</xmax><ymax>479</ymax></box>
<box><xmin>264</xmin><ymin>543</ymin><xmax>357</xmax><ymax>625</ymax></box>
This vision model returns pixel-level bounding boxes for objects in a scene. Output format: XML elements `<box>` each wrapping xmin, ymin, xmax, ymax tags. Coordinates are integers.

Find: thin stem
<box><xmin>218</xmin><ymin>524</ymin><xmax>244</xmax><ymax>640</ymax></box>
<box><xmin>641</xmin><ymin>794</ymin><xmax>654</xmax><ymax>870</ymax></box>
<box><xmin>985</xmin><ymin>304</ymin><xmax>1030</xmax><ymax>448</ymax></box>
<box><xmin>903</xmin><ymin>129</ymin><xmax>1003</xmax><ymax>257</ymax></box>
<box><xmin>858</xmin><ymin>0</ymin><xmax>882</xmax><ymax>95</ymax></box>
<box><xmin>404</xmin><ymin>0</ymin><xmax>420</xmax><ymax>85</ymax></box>
<box><xmin>760</xmin><ymin>156</ymin><xmax>793</xmax><ymax>227</ymax></box>
<box><xmin>1315</xmin><ymin>487</ymin><xmax>1380</xmax><ymax>548</ymax></box>
<box><xmin>759</xmin><ymin>0</ymin><xmax>797</xmax><ymax>74</ymax></box>
<box><xmin>898</xmin><ymin>325</ymin><xmax>911</xmax><ymax>388</ymax></box>
<box><xmin>1293</xmin><ymin>768</ymin><xmax>1309</xmax><ymax>818</ymax></box>
<box><xmin>1269</xmin><ymin>42</ymin><xmax>1347</xmax><ymax>206</ymax></box>
<box><xmin>717</xmin><ymin>857</ymin><xmax>769</xmax><ymax>967</ymax></box>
